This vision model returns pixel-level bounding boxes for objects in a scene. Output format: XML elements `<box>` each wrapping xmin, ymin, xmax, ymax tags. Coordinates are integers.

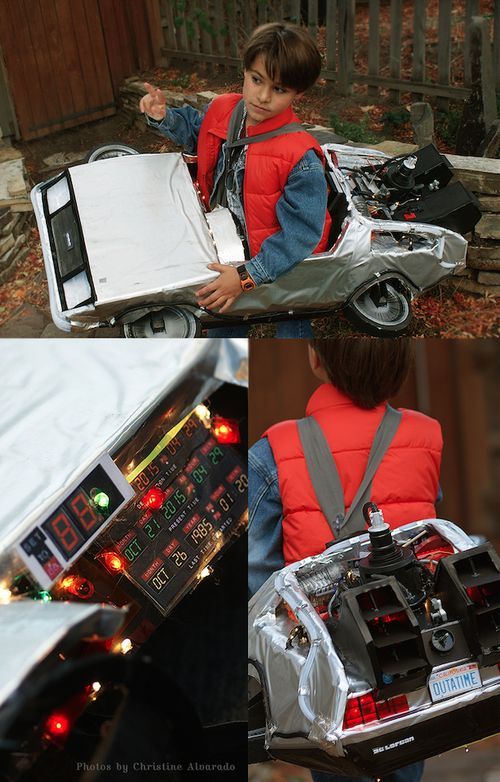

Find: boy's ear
<box><xmin>294</xmin><ymin>91</ymin><xmax>305</xmax><ymax>101</ymax></box>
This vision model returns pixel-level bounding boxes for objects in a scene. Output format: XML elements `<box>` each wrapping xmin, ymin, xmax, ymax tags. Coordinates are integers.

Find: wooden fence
<box><xmin>157</xmin><ymin>0</ymin><xmax>500</xmax><ymax>102</ymax></box>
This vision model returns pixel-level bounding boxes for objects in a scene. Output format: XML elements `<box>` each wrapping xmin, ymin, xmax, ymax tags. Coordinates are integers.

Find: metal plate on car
<box><xmin>429</xmin><ymin>662</ymin><xmax>481</xmax><ymax>703</ymax></box>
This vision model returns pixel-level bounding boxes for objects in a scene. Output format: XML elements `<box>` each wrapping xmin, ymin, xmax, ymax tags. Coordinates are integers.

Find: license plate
<box><xmin>429</xmin><ymin>662</ymin><xmax>481</xmax><ymax>703</ymax></box>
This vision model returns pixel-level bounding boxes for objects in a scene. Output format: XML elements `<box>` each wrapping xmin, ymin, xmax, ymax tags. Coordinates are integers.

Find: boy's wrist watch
<box><xmin>236</xmin><ymin>265</ymin><xmax>256</xmax><ymax>292</ymax></box>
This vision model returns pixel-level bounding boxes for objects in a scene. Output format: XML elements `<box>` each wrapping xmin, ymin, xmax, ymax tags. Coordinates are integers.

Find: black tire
<box><xmin>344</xmin><ymin>280</ymin><xmax>412</xmax><ymax>336</ymax></box>
<box><xmin>122</xmin><ymin>306</ymin><xmax>202</xmax><ymax>338</ymax></box>
<box><xmin>85</xmin><ymin>143</ymin><xmax>139</xmax><ymax>163</ymax></box>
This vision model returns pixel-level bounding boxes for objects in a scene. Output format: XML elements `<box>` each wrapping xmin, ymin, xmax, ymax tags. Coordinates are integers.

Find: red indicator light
<box><xmin>404</xmin><ymin>212</ymin><xmax>416</xmax><ymax>219</ymax></box>
<box><xmin>212</xmin><ymin>417</ymin><xmax>240</xmax><ymax>445</ymax></box>
<box><xmin>100</xmin><ymin>551</ymin><xmax>126</xmax><ymax>574</ymax></box>
<box><xmin>59</xmin><ymin>575</ymin><xmax>95</xmax><ymax>599</ymax></box>
<box><xmin>44</xmin><ymin>712</ymin><xmax>71</xmax><ymax>740</ymax></box>
<box><xmin>143</xmin><ymin>487</ymin><xmax>167</xmax><ymax>510</ymax></box>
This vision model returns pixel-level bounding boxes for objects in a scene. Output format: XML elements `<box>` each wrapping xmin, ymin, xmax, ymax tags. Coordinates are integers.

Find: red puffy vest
<box><xmin>196</xmin><ymin>93</ymin><xmax>332</xmax><ymax>258</ymax></box>
<box><xmin>265</xmin><ymin>384</ymin><xmax>443</xmax><ymax>566</ymax></box>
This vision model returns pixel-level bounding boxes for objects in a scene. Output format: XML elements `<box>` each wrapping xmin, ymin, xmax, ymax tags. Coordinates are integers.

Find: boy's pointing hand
<box><xmin>139</xmin><ymin>82</ymin><xmax>167</xmax><ymax>121</ymax></box>
<box><xmin>197</xmin><ymin>264</ymin><xmax>242</xmax><ymax>313</ymax></box>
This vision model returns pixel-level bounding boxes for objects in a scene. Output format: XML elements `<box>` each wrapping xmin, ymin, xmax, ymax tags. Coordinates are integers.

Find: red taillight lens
<box><xmin>343</xmin><ymin>693</ymin><xmax>409</xmax><ymax>730</ymax></box>
<box><xmin>212</xmin><ymin>416</ymin><xmax>241</xmax><ymax>445</ymax></box>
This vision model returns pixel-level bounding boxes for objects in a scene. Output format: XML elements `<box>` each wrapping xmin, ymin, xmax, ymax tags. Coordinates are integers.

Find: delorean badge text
<box><xmin>372</xmin><ymin>736</ymin><xmax>415</xmax><ymax>755</ymax></box>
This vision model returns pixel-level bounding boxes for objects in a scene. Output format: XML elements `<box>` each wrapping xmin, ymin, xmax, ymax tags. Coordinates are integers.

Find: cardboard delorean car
<box><xmin>249</xmin><ymin>511</ymin><xmax>500</xmax><ymax>777</ymax></box>
<box><xmin>30</xmin><ymin>142</ymin><xmax>480</xmax><ymax>337</ymax></box>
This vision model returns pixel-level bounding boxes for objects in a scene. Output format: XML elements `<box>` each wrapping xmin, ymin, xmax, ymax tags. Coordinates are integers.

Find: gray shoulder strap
<box><xmin>227</xmin><ymin>122</ymin><xmax>305</xmax><ymax>149</ymax></box>
<box><xmin>297</xmin><ymin>405</ymin><xmax>402</xmax><ymax>540</ymax></box>
<box><xmin>297</xmin><ymin>416</ymin><xmax>346</xmax><ymax>536</ymax></box>
<box><xmin>226</xmin><ymin>99</ymin><xmax>246</xmax><ymax>144</ymax></box>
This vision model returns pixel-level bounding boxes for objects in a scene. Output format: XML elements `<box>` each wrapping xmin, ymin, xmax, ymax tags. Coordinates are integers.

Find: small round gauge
<box><xmin>431</xmin><ymin>628</ymin><xmax>455</xmax><ymax>653</ymax></box>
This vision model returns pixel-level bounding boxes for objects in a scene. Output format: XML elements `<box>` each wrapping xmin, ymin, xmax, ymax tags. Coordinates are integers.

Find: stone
<box><xmin>0</xmin><ymin>208</ymin><xmax>10</xmax><ymax>230</ymax></box>
<box><xmin>0</xmin><ymin>303</ymin><xmax>50</xmax><ymax>338</ymax></box>
<box><xmin>197</xmin><ymin>91</ymin><xmax>218</xmax><ymax>105</ymax></box>
<box><xmin>42</xmin><ymin>151</ymin><xmax>86</xmax><ymax>170</ymax></box>
<box><xmin>0</xmin><ymin>159</ymin><xmax>27</xmax><ymax>201</ymax></box>
<box><xmin>411</xmin><ymin>102</ymin><xmax>435</xmax><ymax>147</ymax></box>
<box><xmin>443</xmin><ymin>276</ymin><xmax>500</xmax><ymax>296</ymax></box>
<box><xmin>0</xmin><ymin>246</ymin><xmax>29</xmax><ymax>285</ymax></box>
<box><xmin>447</xmin><ymin>154</ymin><xmax>500</xmax><ymax>195</ymax></box>
<box><xmin>475</xmin><ymin>214</ymin><xmax>500</xmax><ymax>240</ymax></box>
<box><xmin>467</xmin><ymin>247</ymin><xmax>500</xmax><ymax>269</ymax></box>
<box><xmin>479</xmin><ymin>197</ymin><xmax>500</xmax><ymax>213</ymax></box>
<box><xmin>0</xmin><ymin>142</ymin><xmax>22</xmax><ymax>164</ymax></box>
<box><xmin>0</xmin><ymin>234</ymin><xmax>14</xmax><ymax>257</ymax></box>
<box><xmin>365</xmin><ymin>140</ymin><xmax>418</xmax><ymax>156</ymax></box>
<box><xmin>479</xmin><ymin>119</ymin><xmax>500</xmax><ymax>158</ymax></box>
<box><xmin>477</xmin><ymin>270</ymin><xmax>500</xmax><ymax>285</ymax></box>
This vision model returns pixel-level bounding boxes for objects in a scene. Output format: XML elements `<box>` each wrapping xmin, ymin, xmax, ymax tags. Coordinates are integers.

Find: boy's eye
<box><xmin>251</xmin><ymin>75</ymin><xmax>261</xmax><ymax>84</ymax></box>
<box><xmin>274</xmin><ymin>86</ymin><xmax>286</xmax><ymax>94</ymax></box>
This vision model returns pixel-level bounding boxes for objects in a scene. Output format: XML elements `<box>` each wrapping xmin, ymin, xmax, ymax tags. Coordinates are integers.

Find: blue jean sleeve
<box><xmin>248</xmin><ymin>437</ymin><xmax>285</xmax><ymax>597</ymax></box>
<box><xmin>246</xmin><ymin>148</ymin><xmax>328</xmax><ymax>285</ymax></box>
<box><xmin>146</xmin><ymin>104</ymin><xmax>207</xmax><ymax>154</ymax></box>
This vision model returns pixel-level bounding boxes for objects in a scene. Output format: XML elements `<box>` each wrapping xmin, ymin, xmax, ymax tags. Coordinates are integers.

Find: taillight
<box><xmin>343</xmin><ymin>692</ymin><xmax>409</xmax><ymax>730</ymax></box>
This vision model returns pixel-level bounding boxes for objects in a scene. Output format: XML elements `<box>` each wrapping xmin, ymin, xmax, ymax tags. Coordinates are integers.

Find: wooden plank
<box><xmin>494</xmin><ymin>0</ymin><xmax>500</xmax><ymax>90</ymax></box>
<box><xmin>185</xmin><ymin>0</ymin><xmax>200</xmax><ymax>55</ymax></box>
<box><xmin>464</xmin><ymin>0</ymin><xmax>480</xmax><ymax>86</ymax></box>
<box><xmin>289</xmin><ymin>0</ymin><xmax>301</xmax><ymax>24</ymax></box>
<box><xmin>114</xmin><ymin>0</ymin><xmax>136</xmax><ymax>75</ymax></box>
<box><xmin>82</xmin><ymin>0</ymin><xmax>114</xmax><ymax>108</ymax></box>
<box><xmin>340</xmin><ymin>71</ymin><xmax>471</xmax><ymax>100</ymax></box>
<box><xmin>145</xmin><ymin>0</ymin><xmax>164</xmax><ymax>66</ymax></box>
<box><xmin>257</xmin><ymin>0</ymin><xmax>267</xmax><ymax>25</ymax></box>
<box><xmin>337</xmin><ymin>0</ymin><xmax>354</xmax><ymax>95</ymax></box>
<box><xmin>213</xmin><ymin>0</ymin><xmax>226</xmax><ymax>61</ymax></box>
<box><xmin>126</xmin><ymin>0</ymin><xmax>154</xmax><ymax>68</ymax></box>
<box><xmin>412</xmin><ymin>0</ymin><xmax>426</xmax><ymax>101</ymax></box>
<box><xmin>437</xmin><ymin>0</ymin><xmax>452</xmax><ymax>111</ymax></box>
<box><xmin>42</xmin><ymin>0</ymin><xmax>74</xmax><ymax>119</ymax></box>
<box><xmin>389</xmin><ymin>0</ymin><xmax>402</xmax><ymax>102</ymax></box>
<box><xmin>227</xmin><ymin>0</ymin><xmax>239</xmax><ymax>64</ymax></box>
<box><xmin>325</xmin><ymin>0</ymin><xmax>337</xmax><ymax>74</ymax></box>
<box><xmin>198</xmin><ymin>0</ymin><xmax>213</xmax><ymax>56</ymax></box>
<box><xmin>161</xmin><ymin>0</ymin><xmax>178</xmax><ymax>52</ymax></box>
<box><xmin>176</xmin><ymin>0</ymin><xmax>190</xmax><ymax>56</ymax></box>
<box><xmin>367</xmin><ymin>0</ymin><xmax>380</xmax><ymax>98</ymax></box>
<box><xmin>0</xmin><ymin>0</ymin><xmax>33</xmax><ymax>138</ymax></box>
<box><xmin>161</xmin><ymin>47</ymin><xmax>240</xmax><ymax>66</ymax></box>
<box><xmin>9</xmin><ymin>0</ymin><xmax>50</xmax><ymax>136</ymax></box>
<box><xmin>308</xmin><ymin>0</ymin><xmax>319</xmax><ymax>41</ymax></box>
<box><xmin>241</xmin><ymin>0</ymin><xmax>253</xmax><ymax>38</ymax></box>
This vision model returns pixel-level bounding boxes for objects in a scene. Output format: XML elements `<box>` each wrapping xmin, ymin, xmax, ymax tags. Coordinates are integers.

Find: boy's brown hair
<box><xmin>242</xmin><ymin>22</ymin><xmax>322</xmax><ymax>93</ymax></box>
<box><xmin>311</xmin><ymin>338</ymin><xmax>414</xmax><ymax>409</ymax></box>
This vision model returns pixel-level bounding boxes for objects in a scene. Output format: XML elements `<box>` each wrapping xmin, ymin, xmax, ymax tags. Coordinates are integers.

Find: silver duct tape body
<box><xmin>31</xmin><ymin>148</ymin><xmax>467</xmax><ymax>331</ymax></box>
<box><xmin>248</xmin><ymin>520</ymin><xmax>500</xmax><ymax>760</ymax></box>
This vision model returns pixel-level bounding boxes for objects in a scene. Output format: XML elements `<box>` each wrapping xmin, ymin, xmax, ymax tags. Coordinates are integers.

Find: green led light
<box><xmin>34</xmin><ymin>591</ymin><xmax>52</xmax><ymax>603</ymax></box>
<box><xmin>94</xmin><ymin>491</ymin><xmax>110</xmax><ymax>510</ymax></box>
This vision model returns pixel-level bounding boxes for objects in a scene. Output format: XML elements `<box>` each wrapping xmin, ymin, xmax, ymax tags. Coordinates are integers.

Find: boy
<box><xmin>140</xmin><ymin>22</ymin><xmax>331</xmax><ymax>337</ymax></box>
<box><xmin>249</xmin><ymin>339</ymin><xmax>443</xmax><ymax>782</ymax></box>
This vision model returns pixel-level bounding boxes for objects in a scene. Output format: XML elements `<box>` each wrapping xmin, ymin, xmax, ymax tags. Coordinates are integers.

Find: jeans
<box><xmin>310</xmin><ymin>761</ymin><xmax>425</xmax><ymax>782</ymax></box>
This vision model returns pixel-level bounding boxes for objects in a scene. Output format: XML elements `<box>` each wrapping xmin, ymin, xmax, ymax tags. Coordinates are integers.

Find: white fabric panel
<box><xmin>69</xmin><ymin>154</ymin><xmax>219</xmax><ymax>303</ymax></box>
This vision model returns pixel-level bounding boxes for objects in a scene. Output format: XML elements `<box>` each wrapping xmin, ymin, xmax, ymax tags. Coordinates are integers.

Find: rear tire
<box><xmin>86</xmin><ymin>143</ymin><xmax>139</xmax><ymax>163</ymax></box>
<box><xmin>122</xmin><ymin>307</ymin><xmax>201</xmax><ymax>338</ymax></box>
<box><xmin>345</xmin><ymin>280</ymin><xmax>412</xmax><ymax>336</ymax></box>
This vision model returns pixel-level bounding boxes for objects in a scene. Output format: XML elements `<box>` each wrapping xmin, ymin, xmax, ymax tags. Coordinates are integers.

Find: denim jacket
<box><xmin>147</xmin><ymin>104</ymin><xmax>327</xmax><ymax>286</ymax></box>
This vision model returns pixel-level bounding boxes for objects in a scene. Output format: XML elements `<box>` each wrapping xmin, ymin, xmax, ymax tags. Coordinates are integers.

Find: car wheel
<box><xmin>122</xmin><ymin>307</ymin><xmax>202</xmax><ymax>338</ymax></box>
<box><xmin>85</xmin><ymin>143</ymin><xmax>139</xmax><ymax>163</ymax></box>
<box><xmin>345</xmin><ymin>280</ymin><xmax>412</xmax><ymax>336</ymax></box>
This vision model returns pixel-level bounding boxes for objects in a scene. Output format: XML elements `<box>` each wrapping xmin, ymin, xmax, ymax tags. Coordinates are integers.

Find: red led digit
<box><xmin>70</xmin><ymin>491</ymin><xmax>99</xmax><ymax>532</ymax></box>
<box><xmin>51</xmin><ymin>513</ymin><xmax>80</xmax><ymax>554</ymax></box>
